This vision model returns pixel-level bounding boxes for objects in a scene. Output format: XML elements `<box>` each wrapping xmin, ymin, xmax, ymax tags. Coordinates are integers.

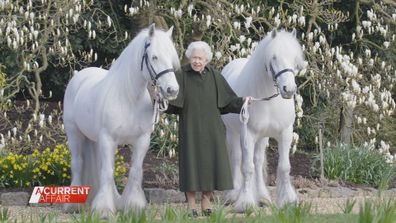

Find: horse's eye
<box><xmin>152</xmin><ymin>55</ymin><xmax>158</xmax><ymax>61</ymax></box>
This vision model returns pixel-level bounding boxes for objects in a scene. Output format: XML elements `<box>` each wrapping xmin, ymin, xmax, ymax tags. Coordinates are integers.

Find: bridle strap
<box><xmin>274</xmin><ymin>68</ymin><xmax>295</xmax><ymax>79</ymax></box>
<box><xmin>240</xmin><ymin>63</ymin><xmax>295</xmax><ymax>123</ymax></box>
<box><xmin>140</xmin><ymin>41</ymin><xmax>174</xmax><ymax>130</ymax></box>
<box><xmin>270</xmin><ymin>62</ymin><xmax>295</xmax><ymax>80</ymax></box>
<box><xmin>140</xmin><ymin>41</ymin><xmax>175</xmax><ymax>83</ymax></box>
<box><xmin>140</xmin><ymin>42</ymin><xmax>151</xmax><ymax>71</ymax></box>
<box><xmin>154</xmin><ymin>68</ymin><xmax>175</xmax><ymax>80</ymax></box>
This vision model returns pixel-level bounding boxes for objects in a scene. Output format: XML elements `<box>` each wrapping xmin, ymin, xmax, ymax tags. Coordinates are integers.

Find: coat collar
<box><xmin>182</xmin><ymin>63</ymin><xmax>211</xmax><ymax>73</ymax></box>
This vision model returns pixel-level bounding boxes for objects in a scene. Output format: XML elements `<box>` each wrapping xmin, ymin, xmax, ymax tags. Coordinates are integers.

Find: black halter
<box><xmin>269</xmin><ymin>62</ymin><xmax>295</xmax><ymax>82</ymax></box>
<box><xmin>140</xmin><ymin>41</ymin><xmax>175</xmax><ymax>84</ymax></box>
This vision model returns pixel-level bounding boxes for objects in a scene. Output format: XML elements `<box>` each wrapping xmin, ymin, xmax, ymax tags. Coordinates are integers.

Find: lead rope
<box><xmin>239</xmin><ymin>92</ymin><xmax>280</xmax><ymax>147</ymax></box>
<box><xmin>240</xmin><ymin>98</ymin><xmax>251</xmax><ymax>149</ymax></box>
<box><xmin>239</xmin><ymin>92</ymin><xmax>280</xmax><ymax>124</ymax></box>
<box><xmin>151</xmin><ymin>86</ymin><xmax>169</xmax><ymax>131</ymax></box>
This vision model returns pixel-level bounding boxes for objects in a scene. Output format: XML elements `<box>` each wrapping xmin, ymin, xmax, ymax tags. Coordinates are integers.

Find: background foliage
<box><xmin>0</xmin><ymin>0</ymin><xmax>395</xmax><ymax>179</ymax></box>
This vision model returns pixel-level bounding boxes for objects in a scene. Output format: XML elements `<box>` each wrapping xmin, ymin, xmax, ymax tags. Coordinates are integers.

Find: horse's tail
<box><xmin>81</xmin><ymin>139</ymin><xmax>100</xmax><ymax>205</ymax></box>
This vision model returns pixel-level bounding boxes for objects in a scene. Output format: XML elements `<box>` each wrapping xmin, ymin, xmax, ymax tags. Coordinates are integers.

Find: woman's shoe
<box><xmin>191</xmin><ymin>209</ymin><xmax>199</xmax><ymax>218</ymax></box>
<box><xmin>202</xmin><ymin>208</ymin><xmax>212</xmax><ymax>216</ymax></box>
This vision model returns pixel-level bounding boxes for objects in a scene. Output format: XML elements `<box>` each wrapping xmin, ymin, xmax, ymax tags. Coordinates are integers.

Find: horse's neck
<box><xmin>242</xmin><ymin>55</ymin><xmax>277</xmax><ymax>98</ymax></box>
<box><xmin>100</xmin><ymin>64</ymin><xmax>149</xmax><ymax>105</ymax></box>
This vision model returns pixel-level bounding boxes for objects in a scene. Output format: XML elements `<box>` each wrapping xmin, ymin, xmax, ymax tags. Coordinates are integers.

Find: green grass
<box><xmin>1</xmin><ymin>199</ymin><xmax>395</xmax><ymax>223</ymax></box>
<box><xmin>0</xmin><ymin>197</ymin><xmax>396</xmax><ymax>223</ymax></box>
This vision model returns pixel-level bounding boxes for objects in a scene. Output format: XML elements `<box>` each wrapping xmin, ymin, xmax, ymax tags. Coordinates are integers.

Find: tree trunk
<box><xmin>339</xmin><ymin>106</ymin><xmax>354</xmax><ymax>144</ymax></box>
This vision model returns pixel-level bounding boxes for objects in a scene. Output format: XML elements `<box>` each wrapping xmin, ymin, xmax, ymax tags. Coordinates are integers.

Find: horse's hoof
<box><xmin>257</xmin><ymin>196</ymin><xmax>272</xmax><ymax>207</ymax></box>
<box><xmin>233</xmin><ymin>193</ymin><xmax>257</xmax><ymax>213</ymax></box>
<box><xmin>92</xmin><ymin>208</ymin><xmax>115</xmax><ymax>219</ymax></box>
<box><xmin>122</xmin><ymin>201</ymin><xmax>146</xmax><ymax>214</ymax></box>
<box><xmin>223</xmin><ymin>200</ymin><xmax>234</xmax><ymax>206</ymax></box>
<box><xmin>258</xmin><ymin>200</ymin><xmax>271</xmax><ymax>207</ymax></box>
<box><xmin>233</xmin><ymin>201</ymin><xmax>256</xmax><ymax>213</ymax></box>
<box><xmin>233</xmin><ymin>204</ymin><xmax>248</xmax><ymax>213</ymax></box>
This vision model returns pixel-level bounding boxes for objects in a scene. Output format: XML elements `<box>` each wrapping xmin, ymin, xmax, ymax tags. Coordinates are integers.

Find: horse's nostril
<box><xmin>167</xmin><ymin>87</ymin><xmax>178</xmax><ymax>95</ymax></box>
<box><xmin>283</xmin><ymin>85</ymin><xmax>296</xmax><ymax>93</ymax></box>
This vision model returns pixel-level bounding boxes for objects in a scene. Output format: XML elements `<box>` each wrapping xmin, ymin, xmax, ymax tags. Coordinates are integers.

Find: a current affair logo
<box><xmin>29</xmin><ymin>186</ymin><xmax>90</xmax><ymax>204</ymax></box>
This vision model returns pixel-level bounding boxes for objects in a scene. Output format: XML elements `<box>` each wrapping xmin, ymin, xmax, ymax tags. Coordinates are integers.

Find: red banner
<box><xmin>29</xmin><ymin>186</ymin><xmax>90</xmax><ymax>203</ymax></box>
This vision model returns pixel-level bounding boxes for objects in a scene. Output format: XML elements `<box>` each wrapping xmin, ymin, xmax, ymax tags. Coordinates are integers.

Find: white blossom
<box><xmin>215</xmin><ymin>51</ymin><xmax>222</xmax><ymax>60</ymax></box>
<box><xmin>39</xmin><ymin>113</ymin><xmax>45</xmax><ymax>127</ymax></box>
<box><xmin>239</xmin><ymin>35</ymin><xmax>246</xmax><ymax>43</ymax></box>
<box><xmin>244</xmin><ymin>16</ymin><xmax>252</xmax><ymax>29</ymax></box>
<box><xmin>233</xmin><ymin>21</ymin><xmax>240</xmax><ymax>30</ymax></box>
<box><xmin>274</xmin><ymin>14</ymin><xmax>280</xmax><ymax>27</ymax></box>
<box><xmin>187</xmin><ymin>4</ymin><xmax>193</xmax><ymax>17</ymax></box>
<box><xmin>12</xmin><ymin>127</ymin><xmax>17</xmax><ymax>137</ymax></box>
<box><xmin>107</xmin><ymin>16</ymin><xmax>112</xmax><ymax>27</ymax></box>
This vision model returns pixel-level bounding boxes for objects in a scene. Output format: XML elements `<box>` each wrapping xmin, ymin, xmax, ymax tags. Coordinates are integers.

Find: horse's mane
<box><xmin>99</xmin><ymin>28</ymin><xmax>180</xmax><ymax>101</ymax></box>
<box><xmin>253</xmin><ymin>30</ymin><xmax>304</xmax><ymax>69</ymax></box>
<box><xmin>235</xmin><ymin>29</ymin><xmax>304</xmax><ymax>96</ymax></box>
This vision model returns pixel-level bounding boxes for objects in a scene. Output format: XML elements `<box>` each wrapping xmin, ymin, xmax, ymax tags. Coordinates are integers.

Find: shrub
<box><xmin>0</xmin><ymin>144</ymin><xmax>126</xmax><ymax>188</ymax></box>
<box><xmin>150</xmin><ymin>113</ymin><xmax>178</xmax><ymax>158</ymax></box>
<box><xmin>311</xmin><ymin>144</ymin><xmax>395</xmax><ymax>188</ymax></box>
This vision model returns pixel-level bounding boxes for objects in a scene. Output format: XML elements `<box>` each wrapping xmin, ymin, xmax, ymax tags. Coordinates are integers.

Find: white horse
<box><xmin>63</xmin><ymin>24</ymin><xmax>180</xmax><ymax>217</ymax></box>
<box><xmin>221</xmin><ymin>29</ymin><xmax>307</xmax><ymax>212</ymax></box>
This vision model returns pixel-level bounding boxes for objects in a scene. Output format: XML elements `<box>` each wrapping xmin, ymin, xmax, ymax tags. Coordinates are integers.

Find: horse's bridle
<box><xmin>269</xmin><ymin>62</ymin><xmax>295</xmax><ymax>85</ymax></box>
<box><xmin>140</xmin><ymin>41</ymin><xmax>174</xmax><ymax>127</ymax></box>
<box><xmin>240</xmin><ymin>63</ymin><xmax>296</xmax><ymax>125</ymax></box>
<box><xmin>140</xmin><ymin>41</ymin><xmax>175</xmax><ymax>85</ymax></box>
<box><xmin>268</xmin><ymin>62</ymin><xmax>296</xmax><ymax>96</ymax></box>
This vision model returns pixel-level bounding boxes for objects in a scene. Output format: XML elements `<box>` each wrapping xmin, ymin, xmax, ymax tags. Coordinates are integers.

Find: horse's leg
<box><xmin>82</xmin><ymin>140</ymin><xmax>120</xmax><ymax>206</ymax></box>
<box><xmin>275</xmin><ymin>126</ymin><xmax>298</xmax><ymax>206</ymax></box>
<box><xmin>91</xmin><ymin>132</ymin><xmax>117</xmax><ymax>218</ymax></box>
<box><xmin>234</xmin><ymin>129</ymin><xmax>256</xmax><ymax>212</ymax></box>
<box><xmin>254</xmin><ymin>137</ymin><xmax>272</xmax><ymax>206</ymax></box>
<box><xmin>120</xmin><ymin>133</ymin><xmax>151</xmax><ymax>213</ymax></box>
<box><xmin>81</xmin><ymin>140</ymin><xmax>117</xmax><ymax>206</ymax></box>
<box><xmin>224</xmin><ymin>130</ymin><xmax>243</xmax><ymax>204</ymax></box>
<box><xmin>63</xmin><ymin>126</ymin><xmax>85</xmax><ymax>213</ymax></box>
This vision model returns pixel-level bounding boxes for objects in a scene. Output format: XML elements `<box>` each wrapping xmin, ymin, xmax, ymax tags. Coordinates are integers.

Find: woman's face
<box><xmin>189</xmin><ymin>48</ymin><xmax>208</xmax><ymax>73</ymax></box>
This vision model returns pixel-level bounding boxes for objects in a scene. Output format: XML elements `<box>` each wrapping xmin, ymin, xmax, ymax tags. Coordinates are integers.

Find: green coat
<box><xmin>167</xmin><ymin>64</ymin><xmax>243</xmax><ymax>192</ymax></box>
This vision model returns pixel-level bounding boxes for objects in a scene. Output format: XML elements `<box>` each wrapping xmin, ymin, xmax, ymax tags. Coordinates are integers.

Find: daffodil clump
<box><xmin>115</xmin><ymin>149</ymin><xmax>127</xmax><ymax>178</ymax></box>
<box><xmin>0</xmin><ymin>151</ymin><xmax>32</xmax><ymax>187</ymax></box>
<box><xmin>0</xmin><ymin>145</ymin><xmax>127</xmax><ymax>188</ymax></box>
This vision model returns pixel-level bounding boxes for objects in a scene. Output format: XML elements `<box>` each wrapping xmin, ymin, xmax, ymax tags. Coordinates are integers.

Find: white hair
<box><xmin>185</xmin><ymin>41</ymin><xmax>213</xmax><ymax>62</ymax></box>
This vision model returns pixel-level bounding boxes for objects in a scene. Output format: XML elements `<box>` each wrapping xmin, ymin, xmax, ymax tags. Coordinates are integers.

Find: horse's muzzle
<box><xmin>162</xmin><ymin>86</ymin><xmax>179</xmax><ymax>100</ymax></box>
<box><xmin>280</xmin><ymin>85</ymin><xmax>296</xmax><ymax>99</ymax></box>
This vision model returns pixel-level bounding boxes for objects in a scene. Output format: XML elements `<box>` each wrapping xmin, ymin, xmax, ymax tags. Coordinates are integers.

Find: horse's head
<box><xmin>141</xmin><ymin>24</ymin><xmax>180</xmax><ymax>100</ymax></box>
<box><xmin>266</xmin><ymin>29</ymin><xmax>307</xmax><ymax>99</ymax></box>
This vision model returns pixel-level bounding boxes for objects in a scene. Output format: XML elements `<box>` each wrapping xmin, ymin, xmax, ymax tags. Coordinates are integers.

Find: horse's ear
<box><xmin>166</xmin><ymin>26</ymin><xmax>174</xmax><ymax>38</ymax></box>
<box><xmin>149</xmin><ymin>23</ymin><xmax>156</xmax><ymax>38</ymax></box>
<box><xmin>271</xmin><ymin>29</ymin><xmax>277</xmax><ymax>38</ymax></box>
<box><xmin>291</xmin><ymin>28</ymin><xmax>297</xmax><ymax>37</ymax></box>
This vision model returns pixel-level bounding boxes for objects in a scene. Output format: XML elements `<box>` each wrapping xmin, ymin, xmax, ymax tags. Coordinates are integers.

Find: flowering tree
<box><xmin>0</xmin><ymin>0</ymin><xmax>394</xmax><ymax>160</ymax></box>
<box><xmin>0</xmin><ymin>0</ymin><xmax>122</xmax><ymax>113</ymax></box>
<box><xmin>126</xmin><ymin>0</ymin><xmax>395</xmax><ymax>158</ymax></box>
<box><xmin>298</xmin><ymin>0</ymin><xmax>395</xmax><ymax>159</ymax></box>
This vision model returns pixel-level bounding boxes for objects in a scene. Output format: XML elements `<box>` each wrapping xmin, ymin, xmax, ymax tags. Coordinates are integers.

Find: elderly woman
<box><xmin>167</xmin><ymin>41</ymin><xmax>251</xmax><ymax>217</ymax></box>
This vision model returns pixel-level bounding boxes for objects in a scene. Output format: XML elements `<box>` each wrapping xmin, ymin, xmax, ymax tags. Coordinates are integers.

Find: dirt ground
<box><xmin>141</xmin><ymin>148</ymin><xmax>317</xmax><ymax>190</ymax></box>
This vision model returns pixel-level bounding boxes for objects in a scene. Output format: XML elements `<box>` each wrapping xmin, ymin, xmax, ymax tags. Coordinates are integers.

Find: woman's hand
<box><xmin>244</xmin><ymin>96</ymin><xmax>254</xmax><ymax>105</ymax></box>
